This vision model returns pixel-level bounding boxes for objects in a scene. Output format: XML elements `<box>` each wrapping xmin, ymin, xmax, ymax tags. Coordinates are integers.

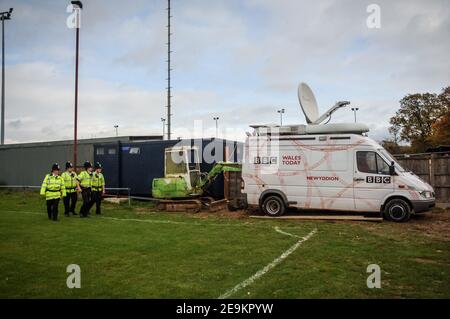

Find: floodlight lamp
<box><xmin>71</xmin><ymin>1</ymin><xmax>83</xmax><ymax>9</ymax></box>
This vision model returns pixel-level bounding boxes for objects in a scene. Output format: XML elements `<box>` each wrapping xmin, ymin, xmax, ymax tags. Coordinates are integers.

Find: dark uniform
<box><xmin>40</xmin><ymin>163</ymin><xmax>66</xmax><ymax>221</ymax></box>
<box><xmin>61</xmin><ymin>161</ymin><xmax>79</xmax><ymax>216</ymax></box>
<box><xmin>89</xmin><ymin>162</ymin><xmax>105</xmax><ymax>215</ymax></box>
<box><xmin>77</xmin><ymin>161</ymin><xmax>93</xmax><ymax>218</ymax></box>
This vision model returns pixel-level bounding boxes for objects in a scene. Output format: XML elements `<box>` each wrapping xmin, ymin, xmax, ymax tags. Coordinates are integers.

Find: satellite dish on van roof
<box><xmin>298</xmin><ymin>82</ymin><xmax>319</xmax><ymax>124</ymax></box>
<box><xmin>250</xmin><ymin>81</ymin><xmax>368</xmax><ymax>136</ymax></box>
<box><xmin>298</xmin><ymin>82</ymin><xmax>351</xmax><ymax>125</ymax></box>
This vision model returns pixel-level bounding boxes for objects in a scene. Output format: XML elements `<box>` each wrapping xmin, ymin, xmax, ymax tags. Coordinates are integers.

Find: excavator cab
<box><xmin>152</xmin><ymin>146</ymin><xmax>203</xmax><ymax>199</ymax></box>
<box><xmin>164</xmin><ymin>146</ymin><xmax>201</xmax><ymax>190</ymax></box>
<box><xmin>152</xmin><ymin>146</ymin><xmax>242</xmax><ymax>207</ymax></box>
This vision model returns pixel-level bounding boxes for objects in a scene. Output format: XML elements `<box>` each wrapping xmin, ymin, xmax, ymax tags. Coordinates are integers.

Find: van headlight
<box><xmin>419</xmin><ymin>191</ymin><xmax>433</xmax><ymax>199</ymax></box>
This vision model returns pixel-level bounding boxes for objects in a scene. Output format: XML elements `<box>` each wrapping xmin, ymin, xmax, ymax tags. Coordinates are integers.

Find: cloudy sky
<box><xmin>1</xmin><ymin>0</ymin><xmax>449</xmax><ymax>143</ymax></box>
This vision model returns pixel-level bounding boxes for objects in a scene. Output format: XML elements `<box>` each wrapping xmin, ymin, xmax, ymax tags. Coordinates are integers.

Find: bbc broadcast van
<box><xmin>241</xmin><ymin>83</ymin><xmax>435</xmax><ymax>222</ymax></box>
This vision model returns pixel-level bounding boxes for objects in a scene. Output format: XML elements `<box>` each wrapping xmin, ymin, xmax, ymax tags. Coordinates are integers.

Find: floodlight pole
<box><xmin>166</xmin><ymin>0</ymin><xmax>172</xmax><ymax>140</ymax></box>
<box><xmin>71</xmin><ymin>1</ymin><xmax>82</xmax><ymax>168</ymax></box>
<box><xmin>213</xmin><ymin>117</ymin><xmax>219</xmax><ymax>138</ymax></box>
<box><xmin>74</xmin><ymin>25</ymin><xmax>79</xmax><ymax>167</ymax></box>
<box><xmin>1</xmin><ymin>17</ymin><xmax>4</xmax><ymax>145</ymax></box>
<box><xmin>351</xmin><ymin>107</ymin><xmax>359</xmax><ymax>123</ymax></box>
<box><xmin>0</xmin><ymin>8</ymin><xmax>13</xmax><ymax>145</ymax></box>
<box><xmin>114</xmin><ymin>125</ymin><xmax>119</xmax><ymax>137</ymax></box>
<box><xmin>277</xmin><ymin>108</ymin><xmax>285</xmax><ymax>126</ymax></box>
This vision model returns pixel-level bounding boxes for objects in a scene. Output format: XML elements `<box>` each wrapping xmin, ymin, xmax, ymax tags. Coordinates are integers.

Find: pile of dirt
<box><xmin>361</xmin><ymin>208</ymin><xmax>450</xmax><ymax>242</ymax></box>
<box><xmin>192</xmin><ymin>209</ymin><xmax>249</xmax><ymax>220</ymax></box>
<box><xmin>399</xmin><ymin>208</ymin><xmax>450</xmax><ymax>241</ymax></box>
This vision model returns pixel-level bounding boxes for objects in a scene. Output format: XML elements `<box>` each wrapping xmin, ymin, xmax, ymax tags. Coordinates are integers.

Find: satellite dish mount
<box><xmin>249</xmin><ymin>81</ymin><xmax>369</xmax><ymax>136</ymax></box>
<box><xmin>298</xmin><ymin>82</ymin><xmax>350</xmax><ymax>124</ymax></box>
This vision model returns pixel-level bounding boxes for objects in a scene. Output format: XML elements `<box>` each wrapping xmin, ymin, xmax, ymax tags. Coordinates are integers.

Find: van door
<box><xmin>353</xmin><ymin>150</ymin><xmax>394</xmax><ymax>212</ymax></box>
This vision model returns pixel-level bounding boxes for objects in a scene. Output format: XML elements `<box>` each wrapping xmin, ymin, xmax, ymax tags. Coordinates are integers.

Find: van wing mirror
<box><xmin>389</xmin><ymin>161</ymin><xmax>396</xmax><ymax>175</ymax></box>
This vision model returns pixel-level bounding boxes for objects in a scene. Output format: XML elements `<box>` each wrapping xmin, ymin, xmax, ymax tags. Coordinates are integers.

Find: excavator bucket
<box><xmin>200</xmin><ymin>197</ymin><xmax>228</xmax><ymax>212</ymax></box>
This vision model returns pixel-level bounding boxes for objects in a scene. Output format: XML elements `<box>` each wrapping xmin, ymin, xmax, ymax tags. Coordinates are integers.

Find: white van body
<box><xmin>242</xmin><ymin>133</ymin><xmax>435</xmax><ymax>220</ymax></box>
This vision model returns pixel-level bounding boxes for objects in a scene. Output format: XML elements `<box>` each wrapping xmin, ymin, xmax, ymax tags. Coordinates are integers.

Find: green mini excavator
<box><xmin>152</xmin><ymin>146</ymin><xmax>241</xmax><ymax>200</ymax></box>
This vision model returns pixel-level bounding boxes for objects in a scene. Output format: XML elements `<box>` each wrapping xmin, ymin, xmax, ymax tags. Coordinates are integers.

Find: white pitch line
<box><xmin>218</xmin><ymin>227</ymin><xmax>317</xmax><ymax>299</ymax></box>
<box><xmin>3</xmin><ymin>209</ymin><xmax>317</xmax><ymax>298</ymax></box>
<box><xmin>274</xmin><ymin>226</ymin><xmax>299</xmax><ymax>238</ymax></box>
<box><xmin>2</xmin><ymin>210</ymin><xmax>195</xmax><ymax>226</ymax></box>
<box><xmin>2</xmin><ymin>210</ymin><xmax>42</xmax><ymax>216</ymax></box>
<box><xmin>101</xmin><ymin>216</ymin><xmax>195</xmax><ymax>226</ymax></box>
<box><xmin>2</xmin><ymin>210</ymin><xmax>304</xmax><ymax>230</ymax></box>
<box><xmin>101</xmin><ymin>216</ymin><xmax>274</xmax><ymax>229</ymax></box>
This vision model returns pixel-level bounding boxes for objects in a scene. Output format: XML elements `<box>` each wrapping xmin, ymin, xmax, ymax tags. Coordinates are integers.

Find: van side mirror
<box><xmin>389</xmin><ymin>161</ymin><xmax>395</xmax><ymax>175</ymax></box>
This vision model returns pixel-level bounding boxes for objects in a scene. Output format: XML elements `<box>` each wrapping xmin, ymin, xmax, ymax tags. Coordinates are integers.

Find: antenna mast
<box><xmin>166</xmin><ymin>0</ymin><xmax>172</xmax><ymax>140</ymax></box>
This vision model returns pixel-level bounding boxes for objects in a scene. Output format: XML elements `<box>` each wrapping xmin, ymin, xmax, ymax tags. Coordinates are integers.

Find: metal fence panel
<box><xmin>0</xmin><ymin>144</ymin><xmax>93</xmax><ymax>186</ymax></box>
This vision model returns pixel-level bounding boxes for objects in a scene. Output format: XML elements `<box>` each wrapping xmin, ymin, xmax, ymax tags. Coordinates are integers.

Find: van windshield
<box><xmin>378</xmin><ymin>148</ymin><xmax>406</xmax><ymax>172</ymax></box>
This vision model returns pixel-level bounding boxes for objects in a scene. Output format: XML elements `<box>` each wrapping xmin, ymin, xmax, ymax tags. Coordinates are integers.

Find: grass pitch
<box><xmin>0</xmin><ymin>190</ymin><xmax>449</xmax><ymax>298</ymax></box>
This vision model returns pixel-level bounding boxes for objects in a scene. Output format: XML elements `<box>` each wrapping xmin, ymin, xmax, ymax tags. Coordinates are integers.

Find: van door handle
<box><xmin>353</xmin><ymin>177</ymin><xmax>364</xmax><ymax>182</ymax></box>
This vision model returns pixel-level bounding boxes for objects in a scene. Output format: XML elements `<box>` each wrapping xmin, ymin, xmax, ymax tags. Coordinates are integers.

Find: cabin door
<box><xmin>353</xmin><ymin>150</ymin><xmax>394</xmax><ymax>212</ymax></box>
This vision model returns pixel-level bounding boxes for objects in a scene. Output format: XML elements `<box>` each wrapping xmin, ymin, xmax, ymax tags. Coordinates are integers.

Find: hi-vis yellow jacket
<box><xmin>77</xmin><ymin>170</ymin><xmax>92</xmax><ymax>188</ymax></box>
<box><xmin>40</xmin><ymin>174</ymin><xmax>66</xmax><ymax>200</ymax></box>
<box><xmin>91</xmin><ymin>172</ymin><xmax>105</xmax><ymax>192</ymax></box>
<box><xmin>61</xmin><ymin>171</ymin><xmax>79</xmax><ymax>193</ymax></box>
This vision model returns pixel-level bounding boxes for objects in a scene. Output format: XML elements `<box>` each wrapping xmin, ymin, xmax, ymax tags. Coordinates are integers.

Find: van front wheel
<box><xmin>384</xmin><ymin>198</ymin><xmax>411</xmax><ymax>222</ymax></box>
<box><xmin>262</xmin><ymin>195</ymin><xmax>286</xmax><ymax>217</ymax></box>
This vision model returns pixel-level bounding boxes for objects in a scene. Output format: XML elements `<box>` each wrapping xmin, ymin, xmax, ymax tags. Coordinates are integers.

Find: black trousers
<box><xmin>63</xmin><ymin>192</ymin><xmax>78</xmax><ymax>215</ymax></box>
<box><xmin>89</xmin><ymin>191</ymin><xmax>103</xmax><ymax>215</ymax></box>
<box><xmin>79</xmin><ymin>188</ymin><xmax>91</xmax><ymax>217</ymax></box>
<box><xmin>46</xmin><ymin>198</ymin><xmax>60</xmax><ymax>221</ymax></box>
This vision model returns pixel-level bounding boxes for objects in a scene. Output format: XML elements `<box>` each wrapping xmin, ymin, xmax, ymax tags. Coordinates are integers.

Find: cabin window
<box><xmin>357</xmin><ymin>151</ymin><xmax>390</xmax><ymax>175</ymax></box>
<box><xmin>166</xmin><ymin>151</ymin><xmax>187</xmax><ymax>175</ymax></box>
<box><xmin>96</xmin><ymin>148</ymin><xmax>104</xmax><ymax>155</ymax></box>
<box><xmin>108</xmin><ymin>148</ymin><xmax>116</xmax><ymax>155</ymax></box>
<box><xmin>188</xmin><ymin>149</ymin><xmax>200</xmax><ymax>171</ymax></box>
<box><xmin>129</xmin><ymin>147</ymin><xmax>140</xmax><ymax>154</ymax></box>
<box><xmin>376</xmin><ymin>154</ymin><xmax>391</xmax><ymax>175</ymax></box>
<box><xmin>357</xmin><ymin>151</ymin><xmax>377</xmax><ymax>174</ymax></box>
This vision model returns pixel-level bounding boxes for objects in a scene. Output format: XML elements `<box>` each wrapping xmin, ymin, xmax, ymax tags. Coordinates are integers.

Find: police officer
<box><xmin>40</xmin><ymin>163</ymin><xmax>66</xmax><ymax>221</ymax></box>
<box><xmin>61</xmin><ymin>161</ymin><xmax>81</xmax><ymax>217</ymax></box>
<box><xmin>89</xmin><ymin>162</ymin><xmax>105</xmax><ymax>215</ymax></box>
<box><xmin>77</xmin><ymin>161</ymin><xmax>93</xmax><ymax>218</ymax></box>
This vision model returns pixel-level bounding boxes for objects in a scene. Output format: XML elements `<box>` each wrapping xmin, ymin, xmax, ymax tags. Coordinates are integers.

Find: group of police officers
<box><xmin>40</xmin><ymin>160</ymin><xmax>105</xmax><ymax>221</ymax></box>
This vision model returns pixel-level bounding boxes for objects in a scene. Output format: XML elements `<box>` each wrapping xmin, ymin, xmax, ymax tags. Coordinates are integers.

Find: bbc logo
<box><xmin>366</xmin><ymin>176</ymin><xmax>391</xmax><ymax>184</ymax></box>
<box><xmin>254</xmin><ymin>156</ymin><xmax>277</xmax><ymax>165</ymax></box>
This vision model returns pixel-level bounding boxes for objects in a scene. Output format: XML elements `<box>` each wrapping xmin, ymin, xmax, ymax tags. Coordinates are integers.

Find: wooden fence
<box><xmin>394</xmin><ymin>153</ymin><xmax>450</xmax><ymax>203</ymax></box>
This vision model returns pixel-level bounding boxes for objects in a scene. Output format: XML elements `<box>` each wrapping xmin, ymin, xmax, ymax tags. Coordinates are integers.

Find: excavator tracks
<box><xmin>154</xmin><ymin>197</ymin><xmax>228</xmax><ymax>213</ymax></box>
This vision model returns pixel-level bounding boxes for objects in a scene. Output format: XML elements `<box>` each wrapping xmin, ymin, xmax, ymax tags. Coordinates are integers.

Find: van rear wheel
<box><xmin>384</xmin><ymin>198</ymin><xmax>411</xmax><ymax>222</ymax></box>
<box><xmin>262</xmin><ymin>195</ymin><xmax>286</xmax><ymax>217</ymax></box>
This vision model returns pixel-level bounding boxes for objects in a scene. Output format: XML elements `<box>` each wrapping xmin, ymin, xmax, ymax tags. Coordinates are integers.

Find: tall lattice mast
<box><xmin>166</xmin><ymin>0</ymin><xmax>172</xmax><ymax>140</ymax></box>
